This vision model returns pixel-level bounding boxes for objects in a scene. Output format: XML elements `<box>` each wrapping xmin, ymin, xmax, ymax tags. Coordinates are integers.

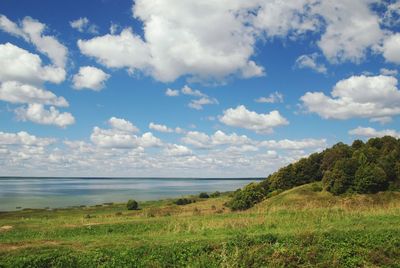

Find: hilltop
<box><xmin>227</xmin><ymin>136</ymin><xmax>400</xmax><ymax>210</ymax></box>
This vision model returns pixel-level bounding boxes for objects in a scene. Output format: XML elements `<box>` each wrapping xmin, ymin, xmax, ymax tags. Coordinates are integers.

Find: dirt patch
<box><xmin>0</xmin><ymin>240</ymin><xmax>61</xmax><ymax>251</ymax></box>
<box><xmin>0</xmin><ymin>225</ymin><xmax>13</xmax><ymax>232</ymax></box>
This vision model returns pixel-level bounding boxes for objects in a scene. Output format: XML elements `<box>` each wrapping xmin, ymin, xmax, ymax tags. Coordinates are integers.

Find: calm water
<box><xmin>0</xmin><ymin>178</ymin><xmax>257</xmax><ymax>211</ymax></box>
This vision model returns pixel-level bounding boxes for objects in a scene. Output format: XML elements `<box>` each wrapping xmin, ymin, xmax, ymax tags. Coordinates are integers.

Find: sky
<box><xmin>0</xmin><ymin>0</ymin><xmax>399</xmax><ymax>177</ymax></box>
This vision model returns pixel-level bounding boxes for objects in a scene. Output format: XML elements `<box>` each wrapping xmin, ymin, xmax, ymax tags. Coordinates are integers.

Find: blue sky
<box><xmin>0</xmin><ymin>0</ymin><xmax>399</xmax><ymax>177</ymax></box>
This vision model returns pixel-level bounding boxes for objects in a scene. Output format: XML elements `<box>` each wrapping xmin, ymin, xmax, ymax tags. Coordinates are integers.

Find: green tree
<box><xmin>354</xmin><ymin>164</ymin><xmax>387</xmax><ymax>194</ymax></box>
<box><xmin>127</xmin><ymin>199</ymin><xmax>139</xmax><ymax>210</ymax></box>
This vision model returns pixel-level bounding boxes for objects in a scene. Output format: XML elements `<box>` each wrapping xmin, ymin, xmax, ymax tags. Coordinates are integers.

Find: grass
<box><xmin>0</xmin><ymin>183</ymin><xmax>399</xmax><ymax>267</ymax></box>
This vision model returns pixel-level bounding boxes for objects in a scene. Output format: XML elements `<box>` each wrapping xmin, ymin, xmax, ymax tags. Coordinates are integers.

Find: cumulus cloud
<box><xmin>349</xmin><ymin>126</ymin><xmax>400</xmax><ymax>138</ymax></box>
<box><xmin>0</xmin><ymin>43</ymin><xmax>65</xmax><ymax>85</ymax></box>
<box><xmin>72</xmin><ymin>66</ymin><xmax>110</xmax><ymax>91</ymax></box>
<box><xmin>0</xmin><ymin>131</ymin><xmax>55</xmax><ymax>146</ymax></box>
<box><xmin>108</xmin><ymin>117</ymin><xmax>139</xmax><ymax>133</ymax></box>
<box><xmin>15</xmin><ymin>104</ymin><xmax>75</xmax><ymax>128</ymax></box>
<box><xmin>255</xmin><ymin>91</ymin><xmax>283</xmax><ymax>103</ymax></box>
<box><xmin>380</xmin><ymin>68</ymin><xmax>398</xmax><ymax>76</ymax></box>
<box><xmin>90</xmin><ymin>117</ymin><xmax>161</xmax><ymax>149</ymax></box>
<box><xmin>0</xmin><ymin>81</ymin><xmax>68</xmax><ymax>107</ymax></box>
<box><xmin>259</xmin><ymin>138</ymin><xmax>327</xmax><ymax>150</ymax></box>
<box><xmin>0</xmin><ymin>15</ymin><xmax>68</xmax><ymax>67</ymax></box>
<box><xmin>165</xmin><ymin>88</ymin><xmax>179</xmax><ymax>97</ymax></box>
<box><xmin>382</xmin><ymin>33</ymin><xmax>400</xmax><ymax>64</ymax></box>
<box><xmin>301</xmin><ymin>75</ymin><xmax>400</xmax><ymax>123</ymax></box>
<box><xmin>78</xmin><ymin>1</ymin><xmax>265</xmax><ymax>82</ymax></box>
<box><xmin>149</xmin><ymin>122</ymin><xmax>173</xmax><ymax>133</ymax></box>
<box><xmin>164</xmin><ymin>144</ymin><xmax>192</xmax><ymax>156</ymax></box>
<box><xmin>219</xmin><ymin>105</ymin><xmax>289</xmax><ymax>133</ymax></box>
<box><xmin>70</xmin><ymin>17</ymin><xmax>98</xmax><ymax>34</ymax></box>
<box><xmin>182</xmin><ymin>130</ymin><xmax>251</xmax><ymax>149</ymax></box>
<box><xmin>294</xmin><ymin>53</ymin><xmax>327</xmax><ymax>74</ymax></box>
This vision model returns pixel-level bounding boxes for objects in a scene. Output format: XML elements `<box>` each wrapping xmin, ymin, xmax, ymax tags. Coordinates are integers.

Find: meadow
<box><xmin>0</xmin><ymin>182</ymin><xmax>399</xmax><ymax>267</ymax></box>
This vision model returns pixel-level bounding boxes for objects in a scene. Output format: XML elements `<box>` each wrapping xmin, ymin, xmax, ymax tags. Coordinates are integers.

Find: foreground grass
<box><xmin>0</xmin><ymin>183</ymin><xmax>399</xmax><ymax>267</ymax></box>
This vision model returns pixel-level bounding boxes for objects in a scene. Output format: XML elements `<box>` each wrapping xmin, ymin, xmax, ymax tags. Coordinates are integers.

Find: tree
<box><xmin>354</xmin><ymin>164</ymin><xmax>387</xmax><ymax>194</ymax></box>
<box><xmin>322</xmin><ymin>158</ymin><xmax>358</xmax><ymax>195</ymax></box>
<box><xmin>199</xmin><ymin>192</ymin><xmax>209</xmax><ymax>198</ymax></box>
<box><xmin>127</xmin><ymin>199</ymin><xmax>139</xmax><ymax>210</ymax></box>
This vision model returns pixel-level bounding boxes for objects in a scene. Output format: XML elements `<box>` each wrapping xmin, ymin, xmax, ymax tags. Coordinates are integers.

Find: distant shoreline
<box><xmin>0</xmin><ymin>176</ymin><xmax>263</xmax><ymax>180</ymax></box>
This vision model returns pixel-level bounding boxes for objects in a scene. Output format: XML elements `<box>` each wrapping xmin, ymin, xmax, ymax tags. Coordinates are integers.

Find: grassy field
<box><xmin>1</xmin><ymin>183</ymin><xmax>400</xmax><ymax>267</ymax></box>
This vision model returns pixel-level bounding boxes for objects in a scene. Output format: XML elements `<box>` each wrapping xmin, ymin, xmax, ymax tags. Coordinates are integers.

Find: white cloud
<box><xmin>165</xmin><ymin>88</ymin><xmax>179</xmax><ymax>97</ymax></box>
<box><xmin>78</xmin><ymin>1</ymin><xmax>265</xmax><ymax>82</ymax></box>
<box><xmin>0</xmin><ymin>81</ymin><xmax>68</xmax><ymax>107</ymax></box>
<box><xmin>164</xmin><ymin>144</ymin><xmax>192</xmax><ymax>156</ymax></box>
<box><xmin>294</xmin><ymin>53</ymin><xmax>327</xmax><ymax>74</ymax></box>
<box><xmin>0</xmin><ymin>43</ymin><xmax>65</xmax><ymax>85</ymax></box>
<box><xmin>314</xmin><ymin>1</ymin><xmax>384</xmax><ymax>63</ymax></box>
<box><xmin>149</xmin><ymin>122</ymin><xmax>173</xmax><ymax>133</ymax></box>
<box><xmin>255</xmin><ymin>91</ymin><xmax>283</xmax><ymax>103</ymax></box>
<box><xmin>349</xmin><ymin>126</ymin><xmax>400</xmax><ymax>138</ymax></box>
<box><xmin>382</xmin><ymin>33</ymin><xmax>400</xmax><ymax>64</ymax></box>
<box><xmin>15</xmin><ymin>103</ymin><xmax>75</xmax><ymax>128</ymax></box>
<box><xmin>211</xmin><ymin>130</ymin><xmax>251</xmax><ymax>146</ymax></box>
<box><xmin>181</xmin><ymin>131</ymin><xmax>212</xmax><ymax>149</ymax></box>
<box><xmin>380</xmin><ymin>68</ymin><xmax>398</xmax><ymax>76</ymax></box>
<box><xmin>72</xmin><ymin>66</ymin><xmax>110</xmax><ymax>91</ymax></box>
<box><xmin>188</xmin><ymin>97</ymin><xmax>218</xmax><ymax>110</ymax></box>
<box><xmin>301</xmin><ymin>75</ymin><xmax>400</xmax><ymax>122</ymax></box>
<box><xmin>70</xmin><ymin>17</ymin><xmax>98</xmax><ymax>34</ymax></box>
<box><xmin>108</xmin><ymin>117</ymin><xmax>139</xmax><ymax>133</ymax></box>
<box><xmin>78</xmin><ymin>28</ymin><xmax>151</xmax><ymax>71</ymax></box>
<box><xmin>0</xmin><ymin>131</ymin><xmax>55</xmax><ymax>146</ymax></box>
<box><xmin>259</xmin><ymin>138</ymin><xmax>327</xmax><ymax>150</ymax></box>
<box><xmin>90</xmin><ymin>117</ymin><xmax>160</xmax><ymax>149</ymax></box>
<box><xmin>181</xmin><ymin>85</ymin><xmax>205</xmax><ymax>97</ymax></box>
<box><xmin>0</xmin><ymin>15</ymin><xmax>67</xmax><ymax>67</ymax></box>
<box><xmin>219</xmin><ymin>105</ymin><xmax>289</xmax><ymax>133</ymax></box>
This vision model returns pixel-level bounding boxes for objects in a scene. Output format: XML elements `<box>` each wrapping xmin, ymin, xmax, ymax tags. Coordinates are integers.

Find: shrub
<box><xmin>127</xmin><ymin>199</ymin><xmax>139</xmax><ymax>210</ymax></box>
<box><xmin>199</xmin><ymin>192</ymin><xmax>209</xmax><ymax>198</ymax></box>
<box><xmin>226</xmin><ymin>183</ymin><xmax>266</xmax><ymax>211</ymax></box>
<box><xmin>174</xmin><ymin>198</ymin><xmax>194</xmax><ymax>205</ymax></box>
<box><xmin>210</xmin><ymin>191</ymin><xmax>221</xmax><ymax>198</ymax></box>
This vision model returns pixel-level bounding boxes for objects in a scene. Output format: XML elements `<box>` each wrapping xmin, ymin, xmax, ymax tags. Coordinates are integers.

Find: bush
<box><xmin>174</xmin><ymin>198</ymin><xmax>195</xmax><ymax>205</ymax></box>
<box><xmin>127</xmin><ymin>199</ymin><xmax>139</xmax><ymax>210</ymax></box>
<box><xmin>210</xmin><ymin>191</ymin><xmax>221</xmax><ymax>198</ymax></box>
<box><xmin>199</xmin><ymin>192</ymin><xmax>209</xmax><ymax>198</ymax></box>
<box><xmin>226</xmin><ymin>183</ymin><xmax>266</xmax><ymax>211</ymax></box>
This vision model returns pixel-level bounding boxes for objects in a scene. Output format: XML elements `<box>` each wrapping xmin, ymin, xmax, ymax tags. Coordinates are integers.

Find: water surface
<box><xmin>0</xmin><ymin>177</ymin><xmax>257</xmax><ymax>211</ymax></box>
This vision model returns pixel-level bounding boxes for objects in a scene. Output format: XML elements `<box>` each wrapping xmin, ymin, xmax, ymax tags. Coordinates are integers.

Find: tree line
<box><xmin>227</xmin><ymin>136</ymin><xmax>400</xmax><ymax>210</ymax></box>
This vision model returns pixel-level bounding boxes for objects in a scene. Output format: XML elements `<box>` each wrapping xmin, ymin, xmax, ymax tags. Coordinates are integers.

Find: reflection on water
<box><xmin>0</xmin><ymin>178</ymin><xmax>256</xmax><ymax>211</ymax></box>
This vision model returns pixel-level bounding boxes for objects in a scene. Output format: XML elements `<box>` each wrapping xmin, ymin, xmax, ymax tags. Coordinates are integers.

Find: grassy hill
<box><xmin>1</xmin><ymin>183</ymin><xmax>399</xmax><ymax>267</ymax></box>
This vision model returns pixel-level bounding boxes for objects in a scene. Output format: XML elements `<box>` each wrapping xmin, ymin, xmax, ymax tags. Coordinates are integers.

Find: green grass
<box><xmin>1</xmin><ymin>183</ymin><xmax>399</xmax><ymax>267</ymax></box>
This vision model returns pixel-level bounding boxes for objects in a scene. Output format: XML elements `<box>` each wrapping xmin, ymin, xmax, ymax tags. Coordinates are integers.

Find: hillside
<box><xmin>1</xmin><ymin>184</ymin><xmax>400</xmax><ymax>267</ymax></box>
<box><xmin>227</xmin><ymin>136</ymin><xmax>400</xmax><ymax>210</ymax></box>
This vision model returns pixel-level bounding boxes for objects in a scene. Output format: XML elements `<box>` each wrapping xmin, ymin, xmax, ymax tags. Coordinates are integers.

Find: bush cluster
<box><xmin>227</xmin><ymin>136</ymin><xmax>400</xmax><ymax>210</ymax></box>
<box><xmin>126</xmin><ymin>199</ymin><xmax>139</xmax><ymax>210</ymax></box>
<box><xmin>174</xmin><ymin>198</ymin><xmax>195</xmax><ymax>205</ymax></box>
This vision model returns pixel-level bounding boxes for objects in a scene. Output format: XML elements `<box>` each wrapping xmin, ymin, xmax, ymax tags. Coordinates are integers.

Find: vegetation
<box><xmin>0</xmin><ymin>184</ymin><xmax>399</xmax><ymax>267</ymax></box>
<box><xmin>228</xmin><ymin>136</ymin><xmax>400</xmax><ymax>210</ymax></box>
<box><xmin>126</xmin><ymin>199</ymin><xmax>139</xmax><ymax>210</ymax></box>
<box><xmin>199</xmin><ymin>192</ymin><xmax>209</xmax><ymax>198</ymax></box>
<box><xmin>174</xmin><ymin>198</ymin><xmax>195</xmax><ymax>205</ymax></box>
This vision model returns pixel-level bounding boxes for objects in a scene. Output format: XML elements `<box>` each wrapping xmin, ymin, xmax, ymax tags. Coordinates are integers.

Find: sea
<box><xmin>0</xmin><ymin>177</ymin><xmax>259</xmax><ymax>211</ymax></box>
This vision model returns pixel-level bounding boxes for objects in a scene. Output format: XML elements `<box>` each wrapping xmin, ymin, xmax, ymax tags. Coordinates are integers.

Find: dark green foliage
<box><xmin>225</xmin><ymin>183</ymin><xmax>266</xmax><ymax>210</ymax></box>
<box><xmin>322</xmin><ymin>158</ymin><xmax>358</xmax><ymax>195</ymax></box>
<box><xmin>199</xmin><ymin>192</ymin><xmax>209</xmax><ymax>198</ymax></box>
<box><xmin>209</xmin><ymin>191</ymin><xmax>221</xmax><ymax>198</ymax></box>
<box><xmin>174</xmin><ymin>198</ymin><xmax>195</xmax><ymax>205</ymax></box>
<box><xmin>228</xmin><ymin>136</ymin><xmax>400</xmax><ymax>210</ymax></box>
<box><xmin>126</xmin><ymin>199</ymin><xmax>138</xmax><ymax>210</ymax></box>
<box><xmin>354</xmin><ymin>164</ymin><xmax>387</xmax><ymax>194</ymax></box>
